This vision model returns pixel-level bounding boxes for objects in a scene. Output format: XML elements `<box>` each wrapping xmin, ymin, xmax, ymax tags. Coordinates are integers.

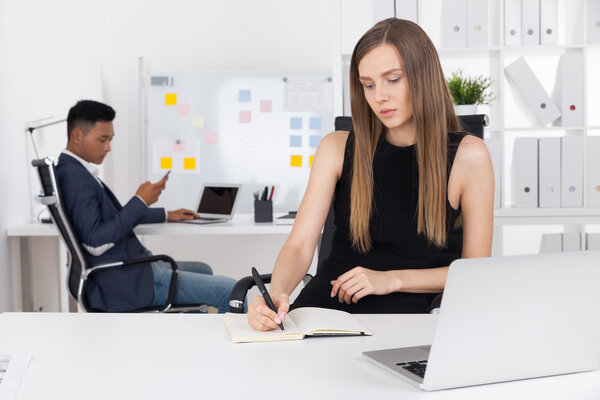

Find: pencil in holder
<box><xmin>254</xmin><ymin>200</ymin><xmax>273</xmax><ymax>223</ymax></box>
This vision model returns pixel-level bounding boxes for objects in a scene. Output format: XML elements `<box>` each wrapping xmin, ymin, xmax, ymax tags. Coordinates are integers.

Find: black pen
<box><xmin>251</xmin><ymin>267</ymin><xmax>284</xmax><ymax>331</ymax></box>
<box><xmin>260</xmin><ymin>186</ymin><xmax>268</xmax><ymax>201</ymax></box>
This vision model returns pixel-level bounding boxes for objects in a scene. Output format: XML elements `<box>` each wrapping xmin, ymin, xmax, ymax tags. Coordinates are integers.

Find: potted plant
<box><xmin>446</xmin><ymin>69</ymin><xmax>494</xmax><ymax>115</ymax></box>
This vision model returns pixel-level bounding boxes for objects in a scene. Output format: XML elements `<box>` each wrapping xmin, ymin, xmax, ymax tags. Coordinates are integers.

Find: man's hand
<box><xmin>135</xmin><ymin>175</ymin><xmax>168</xmax><ymax>206</ymax></box>
<box><xmin>167</xmin><ymin>208</ymin><xmax>200</xmax><ymax>221</ymax></box>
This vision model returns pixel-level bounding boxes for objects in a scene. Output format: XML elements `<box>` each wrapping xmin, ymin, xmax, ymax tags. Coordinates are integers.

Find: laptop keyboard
<box><xmin>396</xmin><ymin>360</ymin><xmax>428</xmax><ymax>378</ymax></box>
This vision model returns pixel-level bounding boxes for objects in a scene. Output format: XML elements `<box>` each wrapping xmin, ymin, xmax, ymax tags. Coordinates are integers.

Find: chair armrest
<box><xmin>427</xmin><ymin>293</ymin><xmax>443</xmax><ymax>314</ymax></box>
<box><xmin>83</xmin><ymin>254</ymin><xmax>178</xmax><ymax>312</ymax></box>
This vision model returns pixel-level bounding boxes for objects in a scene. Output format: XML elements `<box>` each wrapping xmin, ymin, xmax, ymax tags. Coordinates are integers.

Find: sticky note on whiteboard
<box><xmin>239</xmin><ymin>90</ymin><xmax>252</xmax><ymax>102</ymax></box>
<box><xmin>290</xmin><ymin>155</ymin><xmax>302</xmax><ymax>167</ymax></box>
<box><xmin>309</xmin><ymin>135</ymin><xmax>321</xmax><ymax>148</ymax></box>
<box><xmin>205</xmin><ymin>131</ymin><xmax>218</xmax><ymax>144</ymax></box>
<box><xmin>173</xmin><ymin>140</ymin><xmax>185</xmax><ymax>152</ymax></box>
<box><xmin>160</xmin><ymin>157</ymin><xmax>173</xmax><ymax>169</ymax></box>
<box><xmin>183</xmin><ymin>157</ymin><xmax>196</xmax><ymax>170</ymax></box>
<box><xmin>309</xmin><ymin>155</ymin><xmax>314</xmax><ymax>167</ymax></box>
<box><xmin>309</xmin><ymin>117</ymin><xmax>322</xmax><ymax>130</ymax></box>
<box><xmin>260</xmin><ymin>100</ymin><xmax>272</xmax><ymax>112</ymax></box>
<box><xmin>290</xmin><ymin>117</ymin><xmax>302</xmax><ymax>130</ymax></box>
<box><xmin>165</xmin><ymin>94</ymin><xmax>177</xmax><ymax>105</ymax></box>
<box><xmin>178</xmin><ymin>104</ymin><xmax>191</xmax><ymax>116</ymax></box>
<box><xmin>239</xmin><ymin>111</ymin><xmax>252</xmax><ymax>123</ymax></box>
<box><xmin>191</xmin><ymin>117</ymin><xmax>205</xmax><ymax>128</ymax></box>
<box><xmin>290</xmin><ymin>135</ymin><xmax>302</xmax><ymax>147</ymax></box>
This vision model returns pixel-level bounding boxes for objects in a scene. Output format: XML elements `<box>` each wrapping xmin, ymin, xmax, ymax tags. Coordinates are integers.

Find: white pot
<box><xmin>454</xmin><ymin>104</ymin><xmax>478</xmax><ymax>116</ymax></box>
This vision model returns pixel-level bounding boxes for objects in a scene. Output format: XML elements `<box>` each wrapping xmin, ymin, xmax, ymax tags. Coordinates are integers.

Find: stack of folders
<box><xmin>504</xmin><ymin>0</ymin><xmax>558</xmax><ymax>46</ymax></box>
<box><xmin>513</xmin><ymin>136</ymin><xmax>599</xmax><ymax>208</ymax></box>
<box><xmin>441</xmin><ymin>0</ymin><xmax>489</xmax><ymax>48</ymax></box>
<box><xmin>539</xmin><ymin>232</ymin><xmax>600</xmax><ymax>253</ymax></box>
<box><xmin>505</xmin><ymin>55</ymin><xmax>584</xmax><ymax>128</ymax></box>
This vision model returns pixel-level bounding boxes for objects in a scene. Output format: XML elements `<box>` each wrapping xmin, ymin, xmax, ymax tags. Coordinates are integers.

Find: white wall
<box><xmin>0</xmin><ymin>0</ymin><xmax>340</xmax><ymax>311</ymax></box>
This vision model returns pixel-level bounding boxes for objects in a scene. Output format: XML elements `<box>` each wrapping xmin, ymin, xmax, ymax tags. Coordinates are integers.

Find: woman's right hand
<box><xmin>247</xmin><ymin>293</ymin><xmax>290</xmax><ymax>331</ymax></box>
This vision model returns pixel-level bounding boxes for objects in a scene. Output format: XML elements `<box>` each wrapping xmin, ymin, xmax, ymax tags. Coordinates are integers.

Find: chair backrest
<box><xmin>31</xmin><ymin>158</ymin><xmax>87</xmax><ymax>306</ymax></box>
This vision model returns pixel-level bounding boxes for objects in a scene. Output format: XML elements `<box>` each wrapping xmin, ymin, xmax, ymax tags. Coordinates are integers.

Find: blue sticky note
<box><xmin>290</xmin><ymin>135</ymin><xmax>302</xmax><ymax>147</ymax></box>
<box><xmin>238</xmin><ymin>90</ymin><xmax>251</xmax><ymax>102</ymax></box>
<box><xmin>309</xmin><ymin>135</ymin><xmax>321</xmax><ymax>148</ymax></box>
<box><xmin>309</xmin><ymin>117</ymin><xmax>322</xmax><ymax>130</ymax></box>
<box><xmin>290</xmin><ymin>117</ymin><xmax>303</xmax><ymax>130</ymax></box>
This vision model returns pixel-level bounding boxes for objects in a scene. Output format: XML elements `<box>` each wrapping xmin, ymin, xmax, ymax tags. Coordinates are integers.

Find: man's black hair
<box><xmin>67</xmin><ymin>100</ymin><xmax>116</xmax><ymax>140</ymax></box>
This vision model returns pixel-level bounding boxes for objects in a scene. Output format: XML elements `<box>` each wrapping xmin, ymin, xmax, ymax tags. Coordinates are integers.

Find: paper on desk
<box><xmin>0</xmin><ymin>354</ymin><xmax>31</xmax><ymax>400</ymax></box>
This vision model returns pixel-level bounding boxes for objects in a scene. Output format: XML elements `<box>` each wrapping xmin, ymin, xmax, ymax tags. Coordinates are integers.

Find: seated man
<box><xmin>57</xmin><ymin>99</ymin><xmax>235</xmax><ymax>312</ymax></box>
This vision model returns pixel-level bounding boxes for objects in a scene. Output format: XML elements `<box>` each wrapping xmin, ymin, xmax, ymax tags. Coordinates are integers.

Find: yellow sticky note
<box><xmin>309</xmin><ymin>155</ymin><xmax>314</xmax><ymax>167</ymax></box>
<box><xmin>160</xmin><ymin>157</ymin><xmax>172</xmax><ymax>169</ymax></box>
<box><xmin>191</xmin><ymin>117</ymin><xmax>205</xmax><ymax>128</ymax></box>
<box><xmin>165</xmin><ymin>93</ymin><xmax>177</xmax><ymax>105</ymax></box>
<box><xmin>290</xmin><ymin>155</ymin><xmax>302</xmax><ymax>167</ymax></box>
<box><xmin>183</xmin><ymin>157</ymin><xmax>196</xmax><ymax>170</ymax></box>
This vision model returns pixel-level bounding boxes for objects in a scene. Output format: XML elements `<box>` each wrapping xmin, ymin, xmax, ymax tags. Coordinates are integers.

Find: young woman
<box><xmin>248</xmin><ymin>18</ymin><xmax>494</xmax><ymax>331</ymax></box>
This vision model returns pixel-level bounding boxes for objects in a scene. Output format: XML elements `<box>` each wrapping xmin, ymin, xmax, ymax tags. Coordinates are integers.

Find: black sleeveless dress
<box><xmin>291</xmin><ymin>130</ymin><xmax>464</xmax><ymax>313</ymax></box>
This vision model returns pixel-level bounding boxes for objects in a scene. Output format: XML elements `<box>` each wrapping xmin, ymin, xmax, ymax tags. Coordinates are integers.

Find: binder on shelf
<box><xmin>442</xmin><ymin>0</ymin><xmax>467</xmax><ymax>48</ymax></box>
<box><xmin>562</xmin><ymin>232</ymin><xmax>581</xmax><ymax>252</ymax></box>
<box><xmin>521</xmin><ymin>0</ymin><xmax>540</xmax><ymax>45</ymax></box>
<box><xmin>394</xmin><ymin>0</ymin><xmax>418</xmax><ymax>23</ymax></box>
<box><xmin>587</xmin><ymin>233</ymin><xmax>600</xmax><ymax>250</ymax></box>
<box><xmin>540</xmin><ymin>0</ymin><xmax>558</xmax><ymax>45</ymax></box>
<box><xmin>539</xmin><ymin>233</ymin><xmax>562</xmax><ymax>253</ymax></box>
<box><xmin>484</xmin><ymin>137</ymin><xmax>502</xmax><ymax>208</ymax></box>
<box><xmin>467</xmin><ymin>0</ymin><xmax>488</xmax><ymax>47</ymax></box>
<box><xmin>588</xmin><ymin>0</ymin><xmax>600</xmax><ymax>44</ymax></box>
<box><xmin>504</xmin><ymin>0</ymin><xmax>522</xmax><ymax>46</ymax></box>
<box><xmin>587</xmin><ymin>136</ymin><xmax>600</xmax><ymax>208</ymax></box>
<box><xmin>538</xmin><ymin>137</ymin><xmax>561</xmax><ymax>208</ymax></box>
<box><xmin>504</xmin><ymin>57</ymin><xmax>561</xmax><ymax>126</ymax></box>
<box><xmin>561</xmin><ymin>136</ymin><xmax>584</xmax><ymax>207</ymax></box>
<box><xmin>513</xmin><ymin>137</ymin><xmax>538</xmax><ymax>208</ymax></box>
<box><xmin>552</xmin><ymin>53</ymin><xmax>584</xmax><ymax>127</ymax></box>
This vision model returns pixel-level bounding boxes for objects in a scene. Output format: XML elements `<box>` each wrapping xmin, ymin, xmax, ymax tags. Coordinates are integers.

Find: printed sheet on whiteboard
<box><xmin>285</xmin><ymin>77</ymin><xmax>332</xmax><ymax>112</ymax></box>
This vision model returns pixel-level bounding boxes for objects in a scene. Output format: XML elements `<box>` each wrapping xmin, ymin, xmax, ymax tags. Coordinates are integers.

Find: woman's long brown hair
<box><xmin>349</xmin><ymin>18</ymin><xmax>461</xmax><ymax>252</ymax></box>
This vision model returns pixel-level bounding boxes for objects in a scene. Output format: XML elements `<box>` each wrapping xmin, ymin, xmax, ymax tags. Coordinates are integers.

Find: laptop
<box><xmin>363</xmin><ymin>250</ymin><xmax>600</xmax><ymax>391</ymax></box>
<box><xmin>179</xmin><ymin>183</ymin><xmax>241</xmax><ymax>225</ymax></box>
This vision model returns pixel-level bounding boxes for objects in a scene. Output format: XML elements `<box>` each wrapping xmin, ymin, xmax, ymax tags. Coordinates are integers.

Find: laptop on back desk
<box><xmin>179</xmin><ymin>183</ymin><xmax>241</xmax><ymax>225</ymax></box>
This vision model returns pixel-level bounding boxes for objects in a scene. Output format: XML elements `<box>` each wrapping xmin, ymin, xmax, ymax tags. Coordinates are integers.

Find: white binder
<box><xmin>552</xmin><ymin>53</ymin><xmax>584</xmax><ymax>127</ymax></box>
<box><xmin>514</xmin><ymin>137</ymin><xmax>538</xmax><ymax>208</ymax></box>
<box><xmin>538</xmin><ymin>137</ymin><xmax>561</xmax><ymax>208</ymax></box>
<box><xmin>540</xmin><ymin>0</ymin><xmax>558</xmax><ymax>45</ymax></box>
<box><xmin>394</xmin><ymin>0</ymin><xmax>418</xmax><ymax>23</ymax></box>
<box><xmin>442</xmin><ymin>0</ymin><xmax>467</xmax><ymax>48</ymax></box>
<box><xmin>485</xmin><ymin>137</ymin><xmax>502</xmax><ymax>208</ymax></box>
<box><xmin>467</xmin><ymin>0</ymin><xmax>488</xmax><ymax>47</ymax></box>
<box><xmin>588</xmin><ymin>0</ymin><xmax>600</xmax><ymax>44</ymax></box>
<box><xmin>561</xmin><ymin>136</ymin><xmax>584</xmax><ymax>207</ymax></box>
<box><xmin>504</xmin><ymin>0</ymin><xmax>522</xmax><ymax>46</ymax></box>
<box><xmin>587</xmin><ymin>136</ymin><xmax>600</xmax><ymax>207</ymax></box>
<box><xmin>562</xmin><ymin>232</ymin><xmax>581</xmax><ymax>252</ymax></box>
<box><xmin>587</xmin><ymin>233</ymin><xmax>600</xmax><ymax>250</ymax></box>
<box><xmin>504</xmin><ymin>57</ymin><xmax>561</xmax><ymax>126</ymax></box>
<box><xmin>539</xmin><ymin>233</ymin><xmax>563</xmax><ymax>253</ymax></box>
<box><xmin>522</xmin><ymin>0</ymin><xmax>540</xmax><ymax>45</ymax></box>
<box><xmin>373</xmin><ymin>0</ymin><xmax>395</xmax><ymax>23</ymax></box>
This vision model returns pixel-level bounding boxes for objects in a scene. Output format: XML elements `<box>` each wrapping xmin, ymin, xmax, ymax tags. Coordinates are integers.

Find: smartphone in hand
<box><xmin>162</xmin><ymin>170</ymin><xmax>172</xmax><ymax>180</ymax></box>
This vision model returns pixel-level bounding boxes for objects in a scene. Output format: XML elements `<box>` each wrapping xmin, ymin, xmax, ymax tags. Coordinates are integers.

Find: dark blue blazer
<box><xmin>56</xmin><ymin>153</ymin><xmax>166</xmax><ymax>311</ymax></box>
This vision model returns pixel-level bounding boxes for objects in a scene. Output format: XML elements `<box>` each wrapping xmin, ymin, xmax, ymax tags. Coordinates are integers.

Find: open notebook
<box><xmin>224</xmin><ymin>307</ymin><xmax>372</xmax><ymax>343</ymax></box>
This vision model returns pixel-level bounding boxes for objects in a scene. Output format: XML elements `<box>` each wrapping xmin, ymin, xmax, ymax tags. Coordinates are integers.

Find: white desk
<box><xmin>6</xmin><ymin>214</ymin><xmax>298</xmax><ymax>312</ymax></box>
<box><xmin>0</xmin><ymin>312</ymin><xmax>598</xmax><ymax>399</ymax></box>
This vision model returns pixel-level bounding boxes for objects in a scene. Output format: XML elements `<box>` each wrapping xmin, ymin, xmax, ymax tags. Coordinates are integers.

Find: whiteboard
<box><xmin>144</xmin><ymin>71</ymin><xmax>333</xmax><ymax>213</ymax></box>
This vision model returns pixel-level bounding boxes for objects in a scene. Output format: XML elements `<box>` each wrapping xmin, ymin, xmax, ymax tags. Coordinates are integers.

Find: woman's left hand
<box><xmin>330</xmin><ymin>266</ymin><xmax>395</xmax><ymax>304</ymax></box>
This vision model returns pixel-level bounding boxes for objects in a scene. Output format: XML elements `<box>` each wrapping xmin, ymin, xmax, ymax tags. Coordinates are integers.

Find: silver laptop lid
<box><xmin>195</xmin><ymin>183</ymin><xmax>242</xmax><ymax>219</ymax></box>
<box><xmin>423</xmin><ymin>250</ymin><xmax>600</xmax><ymax>391</ymax></box>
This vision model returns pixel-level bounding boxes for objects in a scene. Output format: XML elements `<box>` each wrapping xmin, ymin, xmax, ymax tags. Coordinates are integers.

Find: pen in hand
<box><xmin>251</xmin><ymin>267</ymin><xmax>284</xmax><ymax>331</ymax></box>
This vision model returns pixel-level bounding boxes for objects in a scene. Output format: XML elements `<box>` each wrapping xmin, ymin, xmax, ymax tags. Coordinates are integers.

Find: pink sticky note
<box><xmin>173</xmin><ymin>139</ymin><xmax>185</xmax><ymax>152</ymax></box>
<box><xmin>205</xmin><ymin>131</ymin><xmax>218</xmax><ymax>144</ymax></box>
<box><xmin>260</xmin><ymin>100</ymin><xmax>272</xmax><ymax>113</ymax></box>
<box><xmin>178</xmin><ymin>104</ymin><xmax>191</xmax><ymax>116</ymax></box>
<box><xmin>239</xmin><ymin>110</ymin><xmax>251</xmax><ymax>123</ymax></box>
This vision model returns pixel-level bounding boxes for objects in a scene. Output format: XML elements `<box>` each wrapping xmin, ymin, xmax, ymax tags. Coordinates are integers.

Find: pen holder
<box><xmin>254</xmin><ymin>200</ymin><xmax>273</xmax><ymax>223</ymax></box>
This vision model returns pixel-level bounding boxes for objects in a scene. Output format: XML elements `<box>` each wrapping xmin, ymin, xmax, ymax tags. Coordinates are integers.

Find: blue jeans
<box><xmin>149</xmin><ymin>260</ymin><xmax>236</xmax><ymax>313</ymax></box>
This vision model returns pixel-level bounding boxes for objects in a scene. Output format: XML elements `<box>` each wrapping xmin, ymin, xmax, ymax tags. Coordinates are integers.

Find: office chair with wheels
<box><xmin>32</xmin><ymin>157</ymin><xmax>206</xmax><ymax>313</ymax></box>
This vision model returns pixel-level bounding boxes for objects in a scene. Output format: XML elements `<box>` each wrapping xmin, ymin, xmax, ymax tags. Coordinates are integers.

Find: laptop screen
<box><xmin>196</xmin><ymin>185</ymin><xmax>240</xmax><ymax>217</ymax></box>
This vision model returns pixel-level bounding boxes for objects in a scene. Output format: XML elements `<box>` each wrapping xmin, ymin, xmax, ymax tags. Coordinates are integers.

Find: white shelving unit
<box><xmin>338</xmin><ymin>0</ymin><xmax>600</xmax><ymax>256</ymax></box>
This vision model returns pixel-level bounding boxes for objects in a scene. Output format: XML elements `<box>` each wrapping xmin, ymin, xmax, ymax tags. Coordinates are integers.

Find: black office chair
<box><xmin>228</xmin><ymin>114</ymin><xmax>489</xmax><ymax>313</ymax></box>
<box><xmin>32</xmin><ymin>157</ymin><xmax>206</xmax><ymax>313</ymax></box>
